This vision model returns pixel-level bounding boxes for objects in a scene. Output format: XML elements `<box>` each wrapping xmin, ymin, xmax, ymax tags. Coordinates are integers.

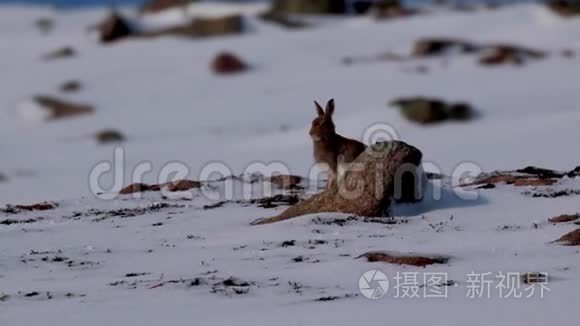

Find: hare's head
<box><xmin>309</xmin><ymin>99</ymin><xmax>336</xmax><ymax>142</ymax></box>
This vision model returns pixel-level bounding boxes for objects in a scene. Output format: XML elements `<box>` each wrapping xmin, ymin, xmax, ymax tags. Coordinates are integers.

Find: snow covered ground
<box><xmin>1</xmin><ymin>2</ymin><xmax>580</xmax><ymax>325</ymax></box>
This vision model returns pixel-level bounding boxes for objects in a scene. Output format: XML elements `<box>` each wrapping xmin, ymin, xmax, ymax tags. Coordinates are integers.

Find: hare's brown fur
<box><xmin>309</xmin><ymin>99</ymin><xmax>367</xmax><ymax>184</ymax></box>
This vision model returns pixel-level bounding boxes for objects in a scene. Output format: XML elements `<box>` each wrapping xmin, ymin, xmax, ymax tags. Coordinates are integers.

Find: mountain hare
<box><xmin>309</xmin><ymin>99</ymin><xmax>367</xmax><ymax>187</ymax></box>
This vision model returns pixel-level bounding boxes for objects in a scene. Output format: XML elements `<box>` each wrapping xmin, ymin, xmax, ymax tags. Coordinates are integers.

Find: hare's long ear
<box><xmin>325</xmin><ymin>99</ymin><xmax>335</xmax><ymax>119</ymax></box>
<box><xmin>314</xmin><ymin>100</ymin><xmax>324</xmax><ymax>117</ymax></box>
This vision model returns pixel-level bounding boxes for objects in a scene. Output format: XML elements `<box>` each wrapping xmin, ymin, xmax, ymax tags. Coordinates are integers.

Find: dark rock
<box><xmin>390</xmin><ymin>97</ymin><xmax>448</xmax><ymax>124</ymax></box>
<box><xmin>271</xmin><ymin>0</ymin><xmax>347</xmax><ymax>14</ymax></box>
<box><xmin>211</xmin><ymin>52</ymin><xmax>248</xmax><ymax>74</ymax></box>
<box><xmin>412</xmin><ymin>38</ymin><xmax>478</xmax><ymax>57</ymax></box>
<box><xmin>390</xmin><ymin>97</ymin><xmax>475</xmax><ymax>124</ymax></box>
<box><xmin>567</xmin><ymin>166</ymin><xmax>580</xmax><ymax>178</ymax></box>
<box><xmin>561</xmin><ymin>49</ymin><xmax>575</xmax><ymax>58</ymax></box>
<box><xmin>96</xmin><ymin>129</ymin><xmax>125</xmax><ymax>144</ymax></box>
<box><xmin>352</xmin><ymin>1</ymin><xmax>374</xmax><ymax>14</ymax></box>
<box><xmin>34</xmin><ymin>17</ymin><xmax>55</xmax><ymax>34</ymax></box>
<box><xmin>59</xmin><ymin>80</ymin><xmax>82</xmax><ymax>93</ymax></box>
<box><xmin>370</xmin><ymin>0</ymin><xmax>420</xmax><ymax>19</ymax></box>
<box><xmin>42</xmin><ymin>46</ymin><xmax>76</xmax><ymax>60</ymax></box>
<box><xmin>258</xmin><ymin>11</ymin><xmax>309</xmax><ymax>29</ymax></box>
<box><xmin>252</xmin><ymin>141</ymin><xmax>423</xmax><ymax>225</ymax></box>
<box><xmin>447</xmin><ymin>103</ymin><xmax>475</xmax><ymax>121</ymax></box>
<box><xmin>547</xmin><ymin>0</ymin><xmax>580</xmax><ymax>17</ymax></box>
<box><xmin>516</xmin><ymin>166</ymin><xmax>565</xmax><ymax>179</ymax></box>
<box><xmin>96</xmin><ymin>12</ymin><xmax>133</xmax><ymax>44</ymax></box>
<box><xmin>32</xmin><ymin>95</ymin><xmax>94</xmax><ymax>120</ymax></box>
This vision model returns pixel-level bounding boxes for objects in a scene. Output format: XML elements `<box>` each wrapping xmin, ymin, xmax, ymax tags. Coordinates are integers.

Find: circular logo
<box><xmin>359</xmin><ymin>270</ymin><xmax>389</xmax><ymax>300</ymax></box>
<box><xmin>361</xmin><ymin>123</ymin><xmax>399</xmax><ymax>147</ymax></box>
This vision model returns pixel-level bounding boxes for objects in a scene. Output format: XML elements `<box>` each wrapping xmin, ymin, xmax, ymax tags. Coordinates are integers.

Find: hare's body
<box><xmin>310</xmin><ymin>99</ymin><xmax>367</xmax><ymax>186</ymax></box>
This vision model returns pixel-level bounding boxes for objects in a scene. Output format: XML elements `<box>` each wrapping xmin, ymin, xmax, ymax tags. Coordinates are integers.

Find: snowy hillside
<box><xmin>1</xmin><ymin>1</ymin><xmax>580</xmax><ymax>325</ymax></box>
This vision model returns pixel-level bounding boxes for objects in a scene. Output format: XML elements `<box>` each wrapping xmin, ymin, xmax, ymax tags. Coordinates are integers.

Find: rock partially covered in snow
<box><xmin>139</xmin><ymin>0</ymin><xmax>192</xmax><ymax>14</ymax></box>
<box><xmin>252</xmin><ymin>141</ymin><xmax>423</xmax><ymax>225</ymax></box>
<box><xmin>19</xmin><ymin>96</ymin><xmax>94</xmax><ymax>121</ymax></box>
<box><xmin>96</xmin><ymin>12</ymin><xmax>134</xmax><ymax>44</ymax></box>
<box><xmin>549</xmin><ymin>214</ymin><xmax>579</xmax><ymax>223</ymax></box>
<box><xmin>370</xmin><ymin>0</ymin><xmax>420</xmax><ymax>20</ymax></box>
<box><xmin>553</xmin><ymin>228</ymin><xmax>580</xmax><ymax>246</ymax></box>
<box><xmin>479</xmin><ymin>44</ymin><xmax>546</xmax><ymax>66</ymax></box>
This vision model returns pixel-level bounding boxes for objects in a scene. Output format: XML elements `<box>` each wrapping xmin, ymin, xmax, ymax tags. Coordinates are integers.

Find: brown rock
<box><xmin>14</xmin><ymin>202</ymin><xmax>57</xmax><ymax>211</ymax></box>
<box><xmin>59</xmin><ymin>80</ymin><xmax>82</xmax><ymax>93</ymax></box>
<box><xmin>479</xmin><ymin>44</ymin><xmax>546</xmax><ymax>66</ymax></box>
<box><xmin>512</xmin><ymin>178</ymin><xmax>557</xmax><ymax>187</ymax></box>
<box><xmin>166</xmin><ymin>179</ymin><xmax>201</xmax><ymax>192</ymax></box>
<box><xmin>42</xmin><ymin>46</ymin><xmax>76</xmax><ymax>60</ymax></box>
<box><xmin>251</xmin><ymin>141</ymin><xmax>423</xmax><ymax>225</ymax></box>
<box><xmin>549</xmin><ymin>214</ymin><xmax>579</xmax><ymax>223</ymax></box>
<box><xmin>352</xmin><ymin>0</ymin><xmax>375</xmax><ymax>14</ymax></box>
<box><xmin>33</xmin><ymin>96</ymin><xmax>94</xmax><ymax>120</ymax></box>
<box><xmin>96</xmin><ymin>12</ymin><xmax>133</xmax><ymax>44</ymax></box>
<box><xmin>412</xmin><ymin>38</ymin><xmax>478</xmax><ymax>57</ymax></box>
<box><xmin>139</xmin><ymin>0</ymin><xmax>191</xmax><ymax>13</ymax></box>
<box><xmin>211</xmin><ymin>52</ymin><xmax>248</xmax><ymax>74</ymax></box>
<box><xmin>266</xmin><ymin>175</ymin><xmax>303</xmax><ymax>189</ymax></box>
<box><xmin>553</xmin><ymin>228</ymin><xmax>580</xmax><ymax>246</ymax></box>
<box><xmin>359</xmin><ymin>251</ymin><xmax>448</xmax><ymax>267</ymax></box>
<box><xmin>119</xmin><ymin>183</ymin><xmax>160</xmax><ymax>194</ymax></box>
